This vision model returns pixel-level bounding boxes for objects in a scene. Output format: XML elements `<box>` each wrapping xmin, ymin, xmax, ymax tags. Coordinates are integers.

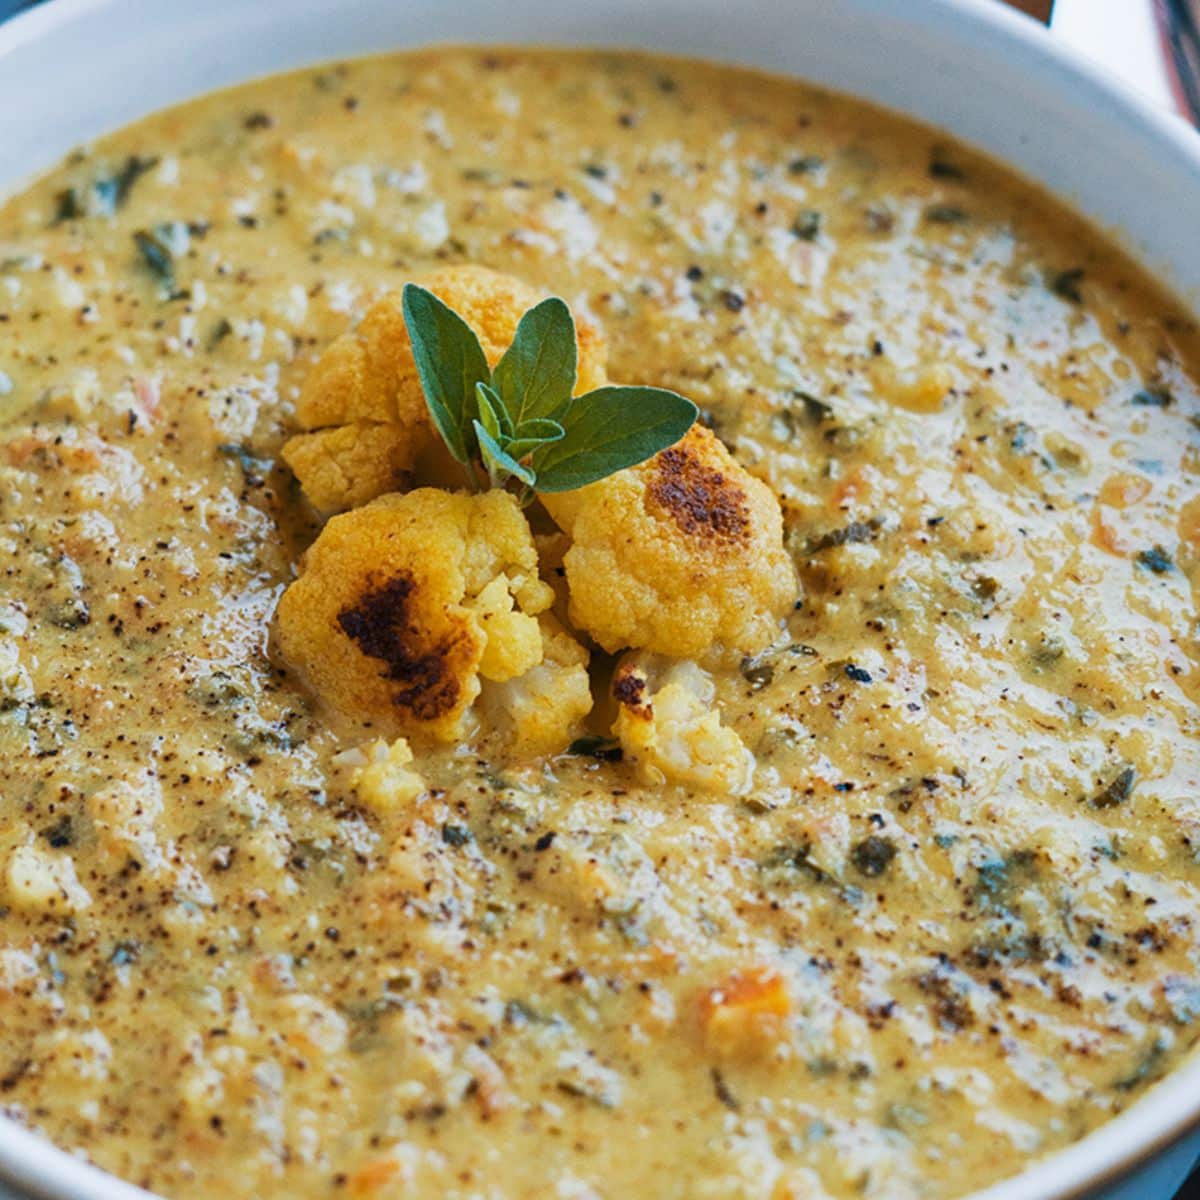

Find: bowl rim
<box><xmin>0</xmin><ymin>1</ymin><xmax>1199</xmax><ymax>1198</ymax></box>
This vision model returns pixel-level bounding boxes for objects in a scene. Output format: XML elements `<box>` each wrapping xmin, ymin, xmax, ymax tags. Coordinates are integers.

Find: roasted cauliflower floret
<box><xmin>281</xmin><ymin>422</ymin><xmax>415</xmax><ymax>514</ymax></box>
<box><xmin>471</xmin><ymin>575</ymin><xmax>545</xmax><ymax>682</ymax></box>
<box><xmin>297</xmin><ymin>263</ymin><xmax>608</xmax><ymax>429</ymax></box>
<box><xmin>285</xmin><ymin>264</ymin><xmax>608</xmax><ymax>513</ymax></box>
<box><xmin>275</xmin><ymin>488</ymin><xmax>556</xmax><ymax>741</ymax></box>
<box><xmin>541</xmin><ymin>424</ymin><xmax>796</xmax><ymax>659</ymax></box>
<box><xmin>480</xmin><ymin>616</ymin><xmax>593</xmax><ymax>754</ymax></box>
<box><xmin>612</xmin><ymin>654</ymin><xmax>754</xmax><ymax>795</ymax></box>
<box><xmin>348</xmin><ymin>737</ymin><xmax>427</xmax><ymax>814</ymax></box>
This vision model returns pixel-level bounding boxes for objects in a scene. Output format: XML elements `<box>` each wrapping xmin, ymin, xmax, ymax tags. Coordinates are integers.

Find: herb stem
<box><xmin>465</xmin><ymin>459</ymin><xmax>487</xmax><ymax>493</ymax></box>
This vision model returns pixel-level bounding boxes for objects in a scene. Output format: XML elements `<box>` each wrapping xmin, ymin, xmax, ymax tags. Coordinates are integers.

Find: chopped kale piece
<box><xmin>791</xmin><ymin>209</ymin><xmax>821</xmax><ymax>241</ymax></box>
<box><xmin>1114</xmin><ymin>1038</ymin><xmax>1168</xmax><ymax>1092</ymax></box>
<box><xmin>851</xmin><ymin>835</ymin><xmax>896</xmax><ymax>877</ymax></box>
<box><xmin>109</xmin><ymin>940</ymin><xmax>140</xmax><ymax>966</ymax></box>
<box><xmin>42</xmin><ymin>816</ymin><xmax>73</xmax><ymax>848</ymax></box>
<box><xmin>1050</xmin><ymin>267</ymin><xmax>1086</xmax><ymax>304</ymax></box>
<box><xmin>1089</xmin><ymin>765</ymin><xmax>1136</xmax><ymax>809</ymax></box>
<box><xmin>208</xmin><ymin>317</ymin><xmax>234</xmax><ymax>351</ymax></box>
<box><xmin>1008</xmin><ymin>421</ymin><xmax>1035</xmax><ymax>453</ymax></box>
<box><xmin>928</xmin><ymin>155</ymin><xmax>966</xmax><ymax>180</ymax></box>
<box><xmin>805</xmin><ymin>519</ymin><xmax>881</xmax><ymax>554</ymax></box>
<box><xmin>740</xmin><ymin>658</ymin><xmax>775</xmax><ymax>690</ymax></box>
<box><xmin>52</xmin><ymin>155</ymin><xmax>158</xmax><ymax>224</ymax></box>
<box><xmin>51</xmin><ymin>188</ymin><xmax>84</xmax><ymax>225</ymax></box>
<box><xmin>787</xmin><ymin>155</ymin><xmax>823</xmax><ymax>175</ymax></box>
<box><xmin>94</xmin><ymin>156</ymin><xmax>159</xmax><ymax>215</ymax></box>
<box><xmin>217</xmin><ymin>443</ymin><xmax>272</xmax><ymax>488</ymax></box>
<box><xmin>1136</xmin><ymin>545</ymin><xmax>1173</xmax><ymax>574</ymax></box>
<box><xmin>924</xmin><ymin>204</ymin><xmax>968</xmax><ymax>224</ymax></box>
<box><xmin>972</xmin><ymin>849</ymin><xmax>1037</xmax><ymax>913</ymax></box>
<box><xmin>441</xmin><ymin>824</ymin><xmax>472</xmax><ymax>847</ymax></box>
<box><xmin>970</xmin><ymin>575</ymin><xmax>1000</xmax><ymax>603</ymax></box>
<box><xmin>1030</xmin><ymin>632</ymin><xmax>1065</xmax><ymax>669</ymax></box>
<box><xmin>133</xmin><ymin>228</ymin><xmax>178</xmax><ymax>297</ymax></box>
<box><xmin>711</xmin><ymin>1067</ymin><xmax>740</xmax><ymax>1111</ymax></box>
<box><xmin>566</xmin><ymin>736</ymin><xmax>623</xmax><ymax>762</ymax></box>
<box><xmin>1132</xmin><ymin>386</ymin><xmax>1173</xmax><ymax>408</ymax></box>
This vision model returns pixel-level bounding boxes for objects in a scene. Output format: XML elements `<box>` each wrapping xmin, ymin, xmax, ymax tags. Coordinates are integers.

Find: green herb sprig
<box><xmin>401</xmin><ymin>283</ymin><xmax>697</xmax><ymax>499</ymax></box>
<box><xmin>53</xmin><ymin>155</ymin><xmax>159</xmax><ymax>225</ymax></box>
<box><xmin>133</xmin><ymin>221</ymin><xmax>190</xmax><ymax>300</ymax></box>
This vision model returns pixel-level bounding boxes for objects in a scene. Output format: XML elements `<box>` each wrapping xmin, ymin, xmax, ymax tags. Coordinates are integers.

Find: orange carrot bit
<box><xmin>347</xmin><ymin>1152</ymin><xmax>410</xmax><ymax>1197</ymax></box>
<box><xmin>701</xmin><ymin>965</ymin><xmax>791</xmax><ymax>1055</ymax></box>
<box><xmin>829</xmin><ymin>465</ymin><xmax>871</xmax><ymax>511</ymax></box>
<box><xmin>707</xmin><ymin>966</ymin><xmax>791</xmax><ymax>1016</ymax></box>
<box><xmin>1090</xmin><ymin>507</ymin><xmax>1128</xmax><ymax>556</ymax></box>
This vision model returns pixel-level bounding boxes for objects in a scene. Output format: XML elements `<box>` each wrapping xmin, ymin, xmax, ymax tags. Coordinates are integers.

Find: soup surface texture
<box><xmin>3</xmin><ymin>48</ymin><xmax>1200</xmax><ymax>1200</ymax></box>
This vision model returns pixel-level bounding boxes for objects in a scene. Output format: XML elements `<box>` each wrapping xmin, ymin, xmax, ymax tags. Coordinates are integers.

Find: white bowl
<box><xmin>1</xmin><ymin>2</ymin><xmax>1199</xmax><ymax>1198</ymax></box>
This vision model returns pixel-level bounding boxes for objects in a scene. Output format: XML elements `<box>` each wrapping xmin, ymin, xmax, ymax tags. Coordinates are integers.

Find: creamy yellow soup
<box><xmin>2</xmin><ymin>47</ymin><xmax>1200</xmax><ymax>1200</ymax></box>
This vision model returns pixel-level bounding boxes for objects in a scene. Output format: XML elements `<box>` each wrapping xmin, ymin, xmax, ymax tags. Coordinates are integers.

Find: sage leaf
<box><xmin>400</xmin><ymin>286</ymin><xmax>699</xmax><ymax>496</ymax></box>
<box><xmin>55</xmin><ymin>155</ymin><xmax>159</xmax><ymax>225</ymax></box>
<box><xmin>133</xmin><ymin>228</ymin><xmax>179</xmax><ymax>298</ymax></box>
<box><xmin>475</xmin><ymin>381</ymin><xmax>511</xmax><ymax>442</ymax></box>
<box><xmin>533</xmin><ymin>386</ymin><xmax>697</xmax><ymax>493</ymax></box>
<box><xmin>492</xmin><ymin>296</ymin><xmax>577</xmax><ymax>424</ymax></box>
<box><xmin>474</xmin><ymin>419</ymin><xmax>535</xmax><ymax>487</ymax></box>
<box><xmin>402</xmin><ymin>283</ymin><xmax>491</xmax><ymax>463</ymax></box>
<box><xmin>506</xmin><ymin>417</ymin><xmax>565</xmax><ymax>460</ymax></box>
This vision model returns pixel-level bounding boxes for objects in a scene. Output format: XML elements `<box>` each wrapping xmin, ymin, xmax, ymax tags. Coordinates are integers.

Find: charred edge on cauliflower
<box><xmin>612</xmin><ymin>667</ymin><xmax>651</xmax><ymax>717</ymax></box>
<box><xmin>336</xmin><ymin>573</ymin><xmax>464</xmax><ymax>721</ymax></box>
<box><xmin>648</xmin><ymin>443</ymin><xmax>750</xmax><ymax>543</ymax></box>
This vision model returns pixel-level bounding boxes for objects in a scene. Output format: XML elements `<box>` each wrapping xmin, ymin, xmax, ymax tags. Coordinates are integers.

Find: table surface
<box><xmin>0</xmin><ymin>0</ymin><xmax>1195</xmax><ymax>1198</ymax></box>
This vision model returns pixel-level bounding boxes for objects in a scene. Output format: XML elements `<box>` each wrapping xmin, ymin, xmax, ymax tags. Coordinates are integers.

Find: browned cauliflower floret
<box><xmin>284</xmin><ymin>264</ymin><xmax>608</xmax><ymax>513</ymax></box>
<box><xmin>541</xmin><ymin>425</ymin><xmax>796</xmax><ymax>659</ymax></box>
<box><xmin>281</xmin><ymin>422</ymin><xmax>415</xmax><ymax>514</ymax></box>
<box><xmin>276</xmin><ymin>488</ymin><xmax>594</xmax><ymax>748</ymax></box>
<box><xmin>612</xmin><ymin>654</ymin><xmax>755</xmax><ymax>795</ymax></box>
<box><xmin>480</xmin><ymin>616</ymin><xmax>593</xmax><ymax>754</ymax></box>
<box><xmin>275</xmin><ymin>488</ymin><xmax>560</xmax><ymax>741</ymax></box>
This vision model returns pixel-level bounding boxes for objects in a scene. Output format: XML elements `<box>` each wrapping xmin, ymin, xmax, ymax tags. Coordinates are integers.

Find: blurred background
<box><xmin>1048</xmin><ymin>0</ymin><xmax>1199</xmax><ymax>122</ymax></box>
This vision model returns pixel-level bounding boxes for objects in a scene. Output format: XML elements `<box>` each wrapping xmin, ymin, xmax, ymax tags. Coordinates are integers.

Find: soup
<box><xmin>2</xmin><ymin>47</ymin><xmax>1200</xmax><ymax>1200</ymax></box>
